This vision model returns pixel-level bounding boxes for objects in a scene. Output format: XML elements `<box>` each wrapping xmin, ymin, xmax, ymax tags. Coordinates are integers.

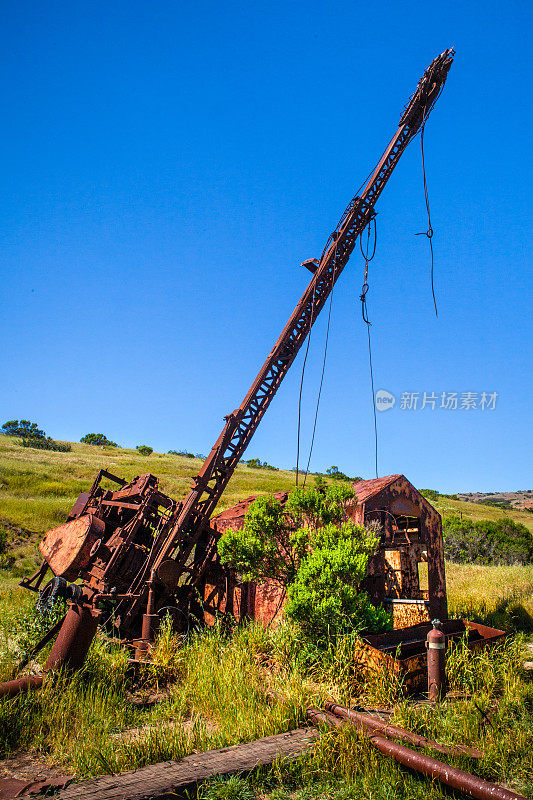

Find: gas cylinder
<box><xmin>427</xmin><ymin>619</ymin><xmax>446</xmax><ymax>701</ymax></box>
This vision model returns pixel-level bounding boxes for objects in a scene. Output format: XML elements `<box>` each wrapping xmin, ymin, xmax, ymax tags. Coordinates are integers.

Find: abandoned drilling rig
<box><xmin>0</xmin><ymin>48</ymin><xmax>478</xmax><ymax>699</ymax></box>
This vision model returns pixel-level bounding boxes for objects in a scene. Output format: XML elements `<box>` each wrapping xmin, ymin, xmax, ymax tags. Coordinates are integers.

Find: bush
<box><xmin>245</xmin><ymin>458</ymin><xmax>278</xmax><ymax>471</ymax></box>
<box><xmin>1</xmin><ymin>419</ymin><xmax>45</xmax><ymax>439</ymax></box>
<box><xmin>443</xmin><ymin>515</ymin><xmax>533</xmax><ymax>565</ymax></box>
<box><xmin>136</xmin><ymin>445</ymin><xmax>153</xmax><ymax>456</ymax></box>
<box><xmin>2</xmin><ymin>419</ymin><xmax>70</xmax><ymax>451</ymax></box>
<box><xmin>20</xmin><ymin>437</ymin><xmax>71</xmax><ymax>452</ymax></box>
<box><xmin>218</xmin><ymin>484</ymin><xmax>388</xmax><ymax>643</ymax></box>
<box><xmin>80</xmin><ymin>433</ymin><xmax>118</xmax><ymax>447</ymax></box>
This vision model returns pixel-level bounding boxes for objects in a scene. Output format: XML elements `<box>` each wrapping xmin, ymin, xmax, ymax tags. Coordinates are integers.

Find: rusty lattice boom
<box><xmin>6</xmin><ymin>49</ymin><xmax>454</xmax><ymax>686</ymax></box>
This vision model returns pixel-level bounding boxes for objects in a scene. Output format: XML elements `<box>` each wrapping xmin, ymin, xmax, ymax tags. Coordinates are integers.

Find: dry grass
<box><xmin>433</xmin><ymin>495</ymin><xmax>533</xmax><ymax>533</ymax></box>
<box><xmin>445</xmin><ymin>562</ymin><xmax>533</xmax><ymax>631</ymax></box>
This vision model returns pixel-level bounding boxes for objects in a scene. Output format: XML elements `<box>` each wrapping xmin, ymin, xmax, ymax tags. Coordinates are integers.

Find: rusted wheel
<box><xmin>37</xmin><ymin>577</ymin><xmax>68</xmax><ymax>613</ymax></box>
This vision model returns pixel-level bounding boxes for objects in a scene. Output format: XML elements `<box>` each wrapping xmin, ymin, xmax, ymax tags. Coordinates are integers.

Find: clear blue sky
<box><xmin>1</xmin><ymin>1</ymin><xmax>531</xmax><ymax>493</ymax></box>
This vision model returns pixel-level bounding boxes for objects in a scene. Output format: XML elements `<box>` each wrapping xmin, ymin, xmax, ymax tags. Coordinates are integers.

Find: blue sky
<box><xmin>1</xmin><ymin>1</ymin><xmax>531</xmax><ymax>493</ymax></box>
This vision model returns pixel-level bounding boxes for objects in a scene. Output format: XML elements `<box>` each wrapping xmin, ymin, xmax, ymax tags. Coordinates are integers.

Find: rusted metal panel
<box><xmin>384</xmin><ymin>599</ymin><xmax>431</xmax><ymax>629</ymax></box>
<box><xmin>360</xmin><ymin>620</ymin><xmax>506</xmax><ymax>694</ymax></box>
<box><xmin>353</xmin><ymin>474</ymin><xmax>447</xmax><ymax>621</ymax></box>
<box><xmin>38</xmin><ymin>515</ymin><xmax>106</xmax><ymax>581</ymax></box>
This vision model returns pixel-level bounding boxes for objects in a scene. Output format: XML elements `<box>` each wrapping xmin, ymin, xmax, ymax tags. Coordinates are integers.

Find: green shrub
<box><xmin>20</xmin><ymin>437</ymin><xmax>71</xmax><ymax>452</ymax></box>
<box><xmin>219</xmin><ymin>484</ymin><xmax>388</xmax><ymax>643</ymax></box>
<box><xmin>443</xmin><ymin>515</ymin><xmax>533</xmax><ymax>565</ymax></box>
<box><xmin>326</xmin><ymin>466</ymin><xmax>352</xmax><ymax>481</ymax></box>
<box><xmin>1</xmin><ymin>419</ymin><xmax>45</xmax><ymax>439</ymax></box>
<box><xmin>246</xmin><ymin>458</ymin><xmax>278</xmax><ymax>471</ymax></box>
<box><xmin>136</xmin><ymin>445</ymin><xmax>153</xmax><ymax>456</ymax></box>
<box><xmin>420</xmin><ymin>488</ymin><xmax>439</xmax><ymax>501</ymax></box>
<box><xmin>80</xmin><ymin>433</ymin><xmax>118</xmax><ymax>447</ymax></box>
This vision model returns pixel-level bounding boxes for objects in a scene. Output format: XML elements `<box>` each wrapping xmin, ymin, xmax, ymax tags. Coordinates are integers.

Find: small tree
<box><xmin>326</xmin><ymin>465</ymin><xmax>352</xmax><ymax>481</ymax></box>
<box><xmin>218</xmin><ymin>484</ymin><xmax>389</xmax><ymax>641</ymax></box>
<box><xmin>80</xmin><ymin>433</ymin><xmax>118</xmax><ymax>447</ymax></box>
<box><xmin>2</xmin><ymin>420</ymin><xmax>45</xmax><ymax>439</ymax></box>
<box><xmin>137</xmin><ymin>445</ymin><xmax>153</xmax><ymax>456</ymax></box>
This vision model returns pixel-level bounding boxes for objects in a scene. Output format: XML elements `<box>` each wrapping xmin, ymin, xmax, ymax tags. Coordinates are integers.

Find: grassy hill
<box><xmin>431</xmin><ymin>494</ymin><xmax>533</xmax><ymax>532</ymax></box>
<box><xmin>1</xmin><ymin>433</ymin><xmax>532</xmax><ymax>575</ymax></box>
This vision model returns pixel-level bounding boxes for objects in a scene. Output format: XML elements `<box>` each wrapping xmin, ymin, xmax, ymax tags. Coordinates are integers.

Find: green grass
<box><xmin>2</xmin><ymin>433</ymin><xmax>532</xmax><ymax>573</ymax></box>
<box><xmin>445</xmin><ymin>562</ymin><xmax>533</xmax><ymax>631</ymax></box>
<box><xmin>0</xmin><ymin>589</ymin><xmax>531</xmax><ymax>797</ymax></box>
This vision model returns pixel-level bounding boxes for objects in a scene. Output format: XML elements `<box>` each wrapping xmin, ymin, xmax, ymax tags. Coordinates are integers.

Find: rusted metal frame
<box><xmin>100</xmin><ymin>500</ymin><xmax>142</xmax><ymax>511</ymax></box>
<box><xmin>189</xmin><ymin>534</ymin><xmax>221</xmax><ymax>590</ymax></box>
<box><xmin>119</xmin><ymin>509</ymin><xmax>182</xmax><ymax>629</ymax></box>
<box><xmin>18</xmin><ymin>558</ymin><xmax>48</xmax><ymax>592</ymax></box>
<box><xmin>95</xmin><ymin>523</ymin><xmax>136</xmax><ymax>588</ymax></box>
<box><xmin>98</xmin><ymin>498</ymin><xmax>155</xmax><ymax>590</ymax></box>
<box><xmin>89</xmin><ymin>468</ymin><xmax>127</xmax><ymax>495</ymax></box>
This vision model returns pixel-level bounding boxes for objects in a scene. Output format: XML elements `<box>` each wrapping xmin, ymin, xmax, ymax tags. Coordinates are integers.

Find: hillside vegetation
<box><xmin>1</xmin><ymin>434</ymin><xmax>532</xmax><ymax>577</ymax></box>
<box><xmin>0</xmin><ymin>436</ymin><xmax>308</xmax><ymax>574</ymax></box>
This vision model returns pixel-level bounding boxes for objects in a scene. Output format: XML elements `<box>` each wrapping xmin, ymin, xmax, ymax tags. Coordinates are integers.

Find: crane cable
<box><xmin>359</xmin><ymin>220</ymin><xmax>379</xmax><ymax>479</ymax></box>
<box><xmin>416</xmin><ymin>106</ymin><xmax>438</xmax><ymax>317</ymax></box>
<box><xmin>295</xmin><ymin>285</ymin><xmax>317</xmax><ymax>486</ymax></box>
<box><xmin>302</xmin><ymin>244</ymin><xmax>338</xmax><ymax>489</ymax></box>
<box><xmin>297</xmin><ymin>106</ymin><xmax>439</xmax><ymax>486</ymax></box>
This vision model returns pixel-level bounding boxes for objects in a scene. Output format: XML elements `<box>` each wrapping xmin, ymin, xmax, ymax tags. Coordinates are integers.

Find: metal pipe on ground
<box><xmin>309</xmin><ymin>707</ymin><xmax>527</xmax><ymax>800</ymax></box>
<box><xmin>370</xmin><ymin>735</ymin><xmax>526</xmax><ymax>800</ymax></box>
<box><xmin>0</xmin><ymin>603</ymin><xmax>99</xmax><ymax>700</ymax></box>
<box><xmin>0</xmin><ymin>675</ymin><xmax>44</xmax><ymax>699</ymax></box>
<box><xmin>325</xmin><ymin>701</ymin><xmax>482</xmax><ymax>760</ymax></box>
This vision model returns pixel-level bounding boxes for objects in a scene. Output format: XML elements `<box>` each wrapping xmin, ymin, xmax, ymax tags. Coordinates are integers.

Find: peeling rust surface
<box><xmin>38</xmin><ymin>515</ymin><xmax>105</xmax><ymax>581</ymax></box>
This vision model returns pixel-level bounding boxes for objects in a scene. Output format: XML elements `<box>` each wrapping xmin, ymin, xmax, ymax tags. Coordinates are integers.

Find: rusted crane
<box><xmin>5</xmin><ymin>48</ymin><xmax>454</xmax><ymax>690</ymax></box>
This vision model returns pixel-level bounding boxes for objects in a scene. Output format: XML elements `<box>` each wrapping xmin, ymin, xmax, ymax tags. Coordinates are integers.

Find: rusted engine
<box><xmin>23</xmin><ymin>470</ymin><xmax>211</xmax><ymax>640</ymax></box>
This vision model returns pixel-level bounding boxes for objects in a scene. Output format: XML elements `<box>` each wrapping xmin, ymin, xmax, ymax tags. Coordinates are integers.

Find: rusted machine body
<box><xmin>21</xmin><ymin>469</ymin><xmax>216</xmax><ymax>640</ymax></box>
<box><xmin>203</xmin><ymin>474</ymin><xmax>446</xmax><ymax>628</ymax></box>
<box><xmin>360</xmin><ymin>619</ymin><xmax>506</xmax><ymax>694</ymax></box>
<box><xmin>6</xmin><ymin>50</ymin><xmax>455</xmax><ymax>685</ymax></box>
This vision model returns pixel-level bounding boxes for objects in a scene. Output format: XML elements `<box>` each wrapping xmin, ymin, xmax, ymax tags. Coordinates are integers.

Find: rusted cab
<box><xmin>349</xmin><ymin>475</ymin><xmax>447</xmax><ymax>625</ymax></box>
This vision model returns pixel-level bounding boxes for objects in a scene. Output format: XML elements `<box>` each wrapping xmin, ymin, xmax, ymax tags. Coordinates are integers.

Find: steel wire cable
<box><xmin>302</xmin><ymin>251</ymin><xmax>338</xmax><ymax>489</ymax></box>
<box><xmin>416</xmin><ymin>106</ymin><xmax>438</xmax><ymax>316</ymax></box>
